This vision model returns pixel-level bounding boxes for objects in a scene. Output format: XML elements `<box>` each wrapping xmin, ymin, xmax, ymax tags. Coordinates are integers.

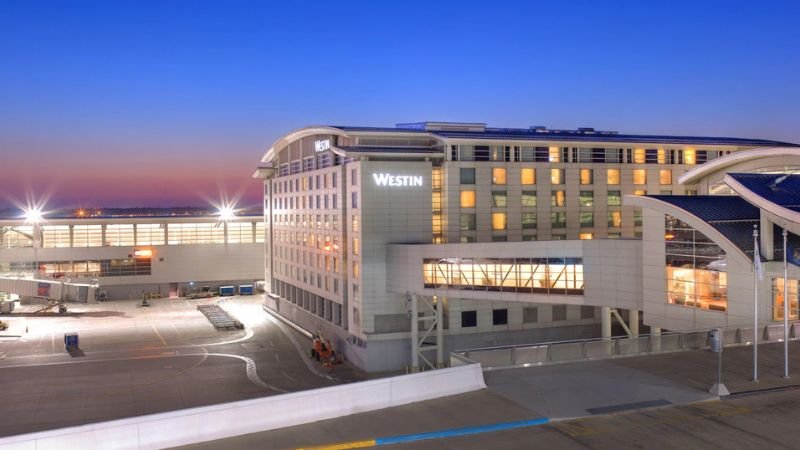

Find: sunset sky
<box><xmin>2</xmin><ymin>0</ymin><xmax>799</xmax><ymax>210</ymax></box>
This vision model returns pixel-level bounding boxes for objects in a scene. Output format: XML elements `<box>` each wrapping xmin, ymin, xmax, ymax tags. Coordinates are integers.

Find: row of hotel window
<box><xmin>460</xmin><ymin>167</ymin><xmax>673</xmax><ymax>185</ymax></box>
<box><xmin>273</xmin><ymin>170</ymin><xmax>339</xmax><ymax>194</ymax></box>
<box><xmin>271</xmin><ymin>279</ymin><xmax>344</xmax><ymax>327</ymax></box>
<box><xmin>0</xmin><ymin>223</ymin><xmax>263</xmax><ymax>249</ymax></box>
<box><xmin>460</xmin><ymin>305</ymin><xmax>597</xmax><ymax>327</ymax></box>
<box><xmin>458</xmin><ymin>211</ymin><xmax>640</xmax><ymax>231</ymax></box>
<box><xmin>1</xmin><ymin>258</ymin><xmax>152</xmax><ymax>278</ymax></box>
<box><xmin>423</xmin><ymin>257</ymin><xmax>584</xmax><ymax>295</ymax></box>
<box><xmin>459</xmin><ymin>190</ymin><xmax>627</xmax><ymax>208</ymax></box>
<box><xmin>278</xmin><ymin>155</ymin><xmax>364</xmax><ymax>177</ymax></box>
<box><xmin>450</xmin><ymin>145</ymin><xmax>730</xmax><ymax>164</ymax></box>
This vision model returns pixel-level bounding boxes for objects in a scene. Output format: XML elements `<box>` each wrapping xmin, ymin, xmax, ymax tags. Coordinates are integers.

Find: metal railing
<box><xmin>453</xmin><ymin>322</ymin><xmax>800</xmax><ymax>371</ymax></box>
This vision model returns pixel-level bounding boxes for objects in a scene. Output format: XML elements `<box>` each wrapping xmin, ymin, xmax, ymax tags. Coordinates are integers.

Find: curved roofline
<box><xmin>624</xmin><ymin>195</ymin><xmax>751</xmax><ymax>262</ymax></box>
<box><xmin>724</xmin><ymin>174</ymin><xmax>800</xmax><ymax>226</ymax></box>
<box><xmin>678</xmin><ymin>147</ymin><xmax>800</xmax><ymax>185</ymax></box>
<box><xmin>261</xmin><ymin>126</ymin><xmax>350</xmax><ymax>163</ymax></box>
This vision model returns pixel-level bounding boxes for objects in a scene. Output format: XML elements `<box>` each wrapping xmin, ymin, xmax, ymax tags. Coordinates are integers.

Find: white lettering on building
<box><xmin>314</xmin><ymin>139</ymin><xmax>330</xmax><ymax>152</ymax></box>
<box><xmin>372</xmin><ymin>173</ymin><xmax>424</xmax><ymax>187</ymax></box>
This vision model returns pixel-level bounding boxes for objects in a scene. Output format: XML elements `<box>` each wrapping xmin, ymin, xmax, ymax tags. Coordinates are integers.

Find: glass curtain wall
<box><xmin>665</xmin><ymin>215</ymin><xmax>727</xmax><ymax>311</ymax></box>
<box><xmin>423</xmin><ymin>257</ymin><xmax>584</xmax><ymax>295</ymax></box>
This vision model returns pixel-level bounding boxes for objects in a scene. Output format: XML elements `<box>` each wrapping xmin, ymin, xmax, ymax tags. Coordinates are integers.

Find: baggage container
<box><xmin>219</xmin><ymin>286</ymin><xmax>235</xmax><ymax>297</ymax></box>
<box><xmin>238</xmin><ymin>284</ymin><xmax>254</xmax><ymax>296</ymax></box>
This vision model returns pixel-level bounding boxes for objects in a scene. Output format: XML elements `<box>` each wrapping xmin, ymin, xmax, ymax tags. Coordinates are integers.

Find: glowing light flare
<box><xmin>218</xmin><ymin>205</ymin><xmax>236</xmax><ymax>221</ymax></box>
<box><xmin>134</xmin><ymin>249</ymin><xmax>153</xmax><ymax>257</ymax></box>
<box><xmin>23</xmin><ymin>206</ymin><xmax>44</xmax><ymax>223</ymax></box>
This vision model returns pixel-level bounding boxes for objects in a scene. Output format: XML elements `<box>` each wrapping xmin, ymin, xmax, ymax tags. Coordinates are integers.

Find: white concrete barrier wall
<box><xmin>0</xmin><ymin>363</ymin><xmax>486</xmax><ymax>450</ymax></box>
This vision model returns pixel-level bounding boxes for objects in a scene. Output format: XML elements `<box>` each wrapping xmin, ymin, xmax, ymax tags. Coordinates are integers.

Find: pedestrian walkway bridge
<box><xmin>0</xmin><ymin>276</ymin><xmax>97</xmax><ymax>302</ymax></box>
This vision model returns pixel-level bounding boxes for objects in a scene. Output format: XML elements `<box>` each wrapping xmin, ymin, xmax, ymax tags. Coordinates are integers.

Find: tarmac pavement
<box><xmin>0</xmin><ymin>295</ymin><xmax>367</xmax><ymax>437</ymax></box>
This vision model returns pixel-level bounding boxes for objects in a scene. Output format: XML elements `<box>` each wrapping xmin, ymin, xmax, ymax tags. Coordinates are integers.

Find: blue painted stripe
<box><xmin>374</xmin><ymin>417</ymin><xmax>550</xmax><ymax>445</ymax></box>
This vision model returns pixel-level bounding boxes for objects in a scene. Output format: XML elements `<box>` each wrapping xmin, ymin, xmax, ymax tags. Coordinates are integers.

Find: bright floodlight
<box><xmin>218</xmin><ymin>206</ymin><xmax>236</xmax><ymax>221</ymax></box>
<box><xmin>24</xmin><ymin>206</ymin><xmax>44</xmax><ymax>223</ymax></box>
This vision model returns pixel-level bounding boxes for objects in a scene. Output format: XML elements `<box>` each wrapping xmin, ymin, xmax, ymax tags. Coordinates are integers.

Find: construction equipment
<box><xmin>310</xmin><ymin>331</ymin><xmax>343</xmax><ymax>367</ymax></box>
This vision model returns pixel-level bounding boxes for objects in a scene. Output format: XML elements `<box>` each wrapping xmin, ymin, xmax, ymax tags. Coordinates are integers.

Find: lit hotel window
<box><xmin>608</xmin><ymin>211</ymin><xmax>622</xmax><ymax>227</ymax></box>
<box><xmin>460</xmin><ymin>190</ymin><xmax>476</xmax><ymax>208</ymax></box>
<box><xmin>773</xmin><ymin>278</ymin><xmax>799</xmax><ymax>321</ymax></box>
<box><xmin>521</xmin><ymin>168</ymin><xmax>536</xmax><ymax>185</ymax></box>
<box><xmin>579</xmin><ymin>232</ymin><xmax>594</xmax><ymax>240</ymax></box>
<box><xmin>660</xmin><ymin>170</ymin><xmax>672</xmax><ymax>185</ymax></box>
<box><xmin>684</xmin><ymin>149</ymin><xmax>696</xmax><ymax>165</ymax></box>
<box><xmin>634</xmin><ymin>148</ymin><xmax>645</xmax><ymax>164</ymax></box>
<box><xmin>607</xmin><ymin>169</ymin><xmax>620</xmax><ymax>185</ymax></box>
<box><xmin>579</xmin><ymin>212</ymin><xmax>594</xmax><ymax>227</ymax></box>
<box><xmin>492</xmin><ymin>168</ymin><xmax>507</xmax><ymax>185</ymax></box>
<box><xmin>580</xmin><ymin>169</ymin><xmax>593</xmax><ymax>185</ymax></box>
<box><xmin>551</xmin><ymin>169</ymin><xmax>564</xmax><ymax>185</ymax></box>
<box><xmin>634</xmin><ymin>189</ymin><xmax>646</xmax><ymax>196</ymax></box>
<box><xmin>633</xmin><ymin>169</ymin><xmax>647</xmax><ymax>185</ymax></box>
<box><xmin>549</xmin><ymin>146</ymin><xmax>561</xmax><ymax>162</ymax></box>
<box><xmin>551</xmin><ymin>190</ymin><xmax>566</xmax><ymax>207</ymax></box>
<box><xmin>492</xmin><ymin>213</ymin><xmax>507</xmax><ymax>231</ymax></box>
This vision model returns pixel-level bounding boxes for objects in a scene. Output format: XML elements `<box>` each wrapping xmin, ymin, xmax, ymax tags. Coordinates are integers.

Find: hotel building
<box><xmin>255</xmin><ymin>121</ymin><xmax>798</xmax><ymax>372</ymax></box>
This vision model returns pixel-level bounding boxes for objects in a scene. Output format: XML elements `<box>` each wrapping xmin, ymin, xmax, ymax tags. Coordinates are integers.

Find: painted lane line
<box><xmin>207</xmin><ymin>352</ymin><xmax>288</xmax><ymax>394</ymax></box>
<box><xmin>375</xmin><ymin>417</ymin><xmax>550</xmax><ymax>445</ymax></box>
<box><xmin>263</xmin><ymin>311</ymin><xmax>336</xmax><ymax>381</ymax></box>
<box><xmin>298</xmin><ymin>417</ymin><xmax>550</xmax><ymax>449</ymax></box>
<box><xmin>299</xmin><ymin>440</ymin><xmax>376</xmax><ymax>450</ymax></box>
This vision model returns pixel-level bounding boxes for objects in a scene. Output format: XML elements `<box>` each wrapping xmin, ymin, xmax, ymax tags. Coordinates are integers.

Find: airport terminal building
<box><xmin>255</xmin><ymin>121</ymin><xmax>800</xmax><ymax>371</ymax></box>
<box><xmin>0</xmin><ymin>215</ymin><xmax>265</xmax><ymax>301</ymax></box>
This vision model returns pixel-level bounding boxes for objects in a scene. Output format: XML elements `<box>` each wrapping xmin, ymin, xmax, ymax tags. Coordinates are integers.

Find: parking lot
<box><xmin>0</xmin><ymin>295</ymin><xmax>367</xmax><ymax>437</ymax></box>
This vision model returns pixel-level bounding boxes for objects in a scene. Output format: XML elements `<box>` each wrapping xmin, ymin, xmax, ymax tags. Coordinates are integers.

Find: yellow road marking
<box><xmin>297</xmin><ymin>439</ymin><xmax>376</xmax><ymax>450</ymax></box>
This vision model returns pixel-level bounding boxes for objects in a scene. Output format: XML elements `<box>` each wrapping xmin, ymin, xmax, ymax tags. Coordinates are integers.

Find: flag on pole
<box><xmin>754</xmin><ymin>240</ymin><xmax>764</xmax><ymax>281</ymax></box>
<box><xmin>788</xmin><ymin>243</ymin><xmax>800</xmax><ymax>267</ymax></box>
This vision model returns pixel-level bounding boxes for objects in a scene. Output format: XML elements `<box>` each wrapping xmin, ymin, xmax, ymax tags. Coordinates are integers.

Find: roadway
<box><xmin>178</xmin><ymin>340</ymin><xmax>800</xmax><ymax>449</ymax></box>
<box><xmin>0</xmin><ymin>295</ymin><xmax>367</xmax><ymax>437</ymax></box>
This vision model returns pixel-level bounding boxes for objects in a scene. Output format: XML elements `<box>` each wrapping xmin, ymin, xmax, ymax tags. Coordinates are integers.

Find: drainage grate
<box><xmin>586</xmin><ymin>398</ymin><xmax>671</xmax><ymax>415</ymax></box>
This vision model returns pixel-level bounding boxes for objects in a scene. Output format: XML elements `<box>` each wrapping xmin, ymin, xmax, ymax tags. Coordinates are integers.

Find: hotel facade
<box><xmin>255</xmin><ymin>121</ymin><xmax>799</xmax><ymax>372</ymax></box>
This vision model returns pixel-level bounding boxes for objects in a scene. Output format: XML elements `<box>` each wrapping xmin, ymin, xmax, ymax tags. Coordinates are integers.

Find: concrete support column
<box><xmin>630</xmin><ymin>309</ymin><xmax>639</xmax><ymax>337</ymax></box>
<box><xmin>761</xmin><ymin>213</ymin><xmax>774</xmax><ymax>260</ymax></box>
<box><xmin>410</xmin><ymin>294</ymin><xmax>419</xmax><ymax>372</ymax></box>
<box><xmin>436</xmin><ymin>296</ymin><xmax>444</xmax><ymax>367</ymax></box>
<box><xmin>601</xmin><ymin>306</ymin><xmax>612</xmax><ymax>339</ymax></box>
<box><xmin>651</xmin><ymin>326</ymin><xmax>662</xmax><ymax>352</ymax></box>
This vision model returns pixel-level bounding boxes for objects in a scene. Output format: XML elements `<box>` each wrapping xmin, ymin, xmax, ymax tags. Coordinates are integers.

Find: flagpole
<box><xmin>753</xmin><ymin>225</ymin><xmax>759</xmax><ymax>382</ymax></box>
<box><xmin>784</xmin><ymin>228</ymin><xmax>790</xmax><ymax>379</ymax></box>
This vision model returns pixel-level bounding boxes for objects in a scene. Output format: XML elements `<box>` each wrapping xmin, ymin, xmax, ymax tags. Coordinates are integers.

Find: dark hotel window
<box><xmin>461</xmin><ymin>310</ymin><xmax>477</xmax><ymax>327</ymax></box>
<box><xmin>492</xmin><ymin>308</ymin><xmax>508</xmax><ymax>325</ymax></box>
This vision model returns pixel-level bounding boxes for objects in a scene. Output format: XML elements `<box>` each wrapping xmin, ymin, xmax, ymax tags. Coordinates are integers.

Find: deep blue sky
<box><xmin>1</xmin><ymin>0</ymin><xmax>799</xmax><ymax>209</ymax></box>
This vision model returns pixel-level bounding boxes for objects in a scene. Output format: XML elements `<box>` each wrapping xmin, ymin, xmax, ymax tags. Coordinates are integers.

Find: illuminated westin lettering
<box><xmin>372</xmin><ymin>173</ymin><xmax>424</xmax><ymax>187</ymax></box>
<box><xmin>314</xmin><ymin>139</ymin><xmax>330</xmax><ymax>152</ymax></box>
